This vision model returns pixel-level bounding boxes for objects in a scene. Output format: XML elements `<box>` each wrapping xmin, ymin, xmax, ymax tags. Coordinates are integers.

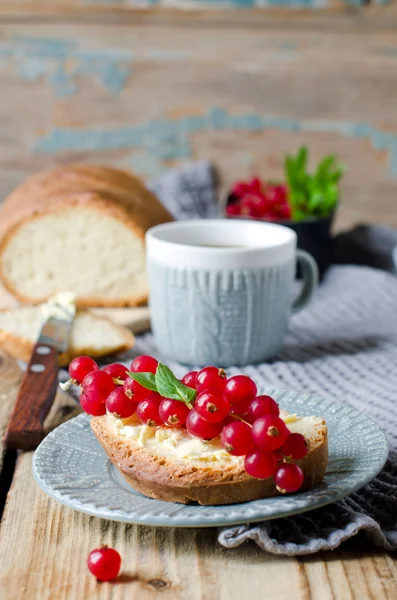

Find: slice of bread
<box><xmin>0</xmin><ymin>305</ymin><xmax>134</xmax><ymax>366</ymax></box>
<box><xmin>0</xmin><ymin>164</ymin><xmax>173</xmax><ymax>307</ymax></box>
<box><xmin>91</xmin><ymin>411</ymin><xmax>328</xmax><ymax>505</ymax></box>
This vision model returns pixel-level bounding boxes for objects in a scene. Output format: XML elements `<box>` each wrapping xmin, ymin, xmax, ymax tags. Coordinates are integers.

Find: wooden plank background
<box><xmin>0</xmin><ymin>6</ymin><xmax>397</xmax><ymax>231</ymax></box>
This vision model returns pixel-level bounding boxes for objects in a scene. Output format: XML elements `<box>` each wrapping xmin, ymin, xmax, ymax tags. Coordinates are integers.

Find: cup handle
<box><xmin>292</xmin><ymin>250</ymin><xmax>319</xmax><ymax>314</ymax></box>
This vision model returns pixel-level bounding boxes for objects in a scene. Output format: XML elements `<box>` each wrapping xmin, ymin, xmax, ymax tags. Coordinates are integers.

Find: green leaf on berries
<box><xmin>155</xmin><ymin>363</ymin><xmax>197</xmax><ymax>405</ymax></box>
<box><xmin>127</xmin><ymin>371</ymin><xmax>158</xmax><ymax>392</ymax></box>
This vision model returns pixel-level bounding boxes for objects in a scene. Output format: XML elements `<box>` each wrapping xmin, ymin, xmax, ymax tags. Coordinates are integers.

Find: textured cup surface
<box><xmin>146</xmin><ymin>220</ymin><xmax>316</xmax><ymax>367</ymax></box>
<box><xmin>148</xmin><ymin>261</ymin><xmax>294</xmax><ymax>366</ymax></box>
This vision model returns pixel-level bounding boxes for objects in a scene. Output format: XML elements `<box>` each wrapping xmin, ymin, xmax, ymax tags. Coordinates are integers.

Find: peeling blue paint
<box><xmin>34</xmin><ymin>108</ymin><xmax>397</xmax><ymax>178</ymax></box>
<box><xmin>128</xmin><ymin>152</ymin><xmax>167</xmax><ymax>177</ymax></box>
<box><xmin>0</xmin><ymin>36</ymin><xmax>185</xmax><ymax>97</ymax></box>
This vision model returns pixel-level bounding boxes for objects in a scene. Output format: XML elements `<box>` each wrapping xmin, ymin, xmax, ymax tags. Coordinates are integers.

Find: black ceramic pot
<box><xmin>225</xmin><ymin>201</ymin><xmax>334</xmax><ymax>278</ymax></box>
<box><xmin>275</xmin><ymin>215</ymin><xmax>334</xmax><ymax>278</ymax></box>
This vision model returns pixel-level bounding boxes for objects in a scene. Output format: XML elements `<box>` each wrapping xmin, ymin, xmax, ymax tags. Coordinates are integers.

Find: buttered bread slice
<box><xmin>91</xmin><ymin>410</ymin><xmax>328</xmax><ymax>505</ymax></box>
<box><xmin>0</xmin><ymin>305</ymin><xmax>134</xmax><ymax>366</ymax></box>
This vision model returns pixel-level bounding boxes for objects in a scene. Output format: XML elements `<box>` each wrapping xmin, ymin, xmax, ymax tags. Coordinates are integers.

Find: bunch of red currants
<box><xmin>69</xmin><ymin>355</ymin><xmax>307</xmax><ymax>493</ymax></box>
<box><xmin>226</xmin><ymin>177</ymin><xmax>291</xmax><ymax>221</ymax></box>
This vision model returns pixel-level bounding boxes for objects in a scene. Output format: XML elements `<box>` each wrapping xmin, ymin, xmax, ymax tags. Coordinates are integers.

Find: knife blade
<box><xmin>4</xmin><ymin>293</ymin><xmax>76</xmax><ymax>450</ymax></box>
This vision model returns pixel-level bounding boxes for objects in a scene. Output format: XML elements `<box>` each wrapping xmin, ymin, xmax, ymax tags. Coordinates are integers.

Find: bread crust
<box><xmin>0</xmin><ymin>165</ymin><xmax>173</xmax><ymax>307</ymax></box>
<box><xmin>0</xmin><ymin>310</ymin><xmax>135</xmax><ymax>366</ymax></box>
<box><xmin>91</xmin><ymin>415</ymin><xmax>328</xmax><ymax>506</ymax></box>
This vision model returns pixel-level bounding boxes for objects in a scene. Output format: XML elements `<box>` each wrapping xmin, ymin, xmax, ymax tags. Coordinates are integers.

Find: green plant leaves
<box><xmin>284</xmin><ymin>146</ymin><xmax>346</xmax><ymax>221</ymax></box>
<box><xmin>127</xmin><ymin>363</ymin><xmax>197</xmax><ymax>406</ymax></box>
<box><xmin>127</xmin><ymin>371</ymin><xmax>158</xmax><ymax>392</ymax></box>
<box><xmin>155</xmin><ymin>363</ymin><xmax>196</xmax><ymax>405</ymax></box>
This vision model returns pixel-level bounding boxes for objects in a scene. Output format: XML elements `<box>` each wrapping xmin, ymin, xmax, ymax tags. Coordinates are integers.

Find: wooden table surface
<box><xmin>1</xmin><ymin>3</ymin><xmax>397</xmax><ymax>599</ymax></box>
<box><xmin>0</xmin><ymin>351</ymin><xmax>396</xmax><ymax>599</ymax></box>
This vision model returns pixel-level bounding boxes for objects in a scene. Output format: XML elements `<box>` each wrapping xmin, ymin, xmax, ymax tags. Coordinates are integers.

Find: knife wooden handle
<box><xmin>4</xmin><ymin>343</ymin><xmax>59</xmax><ymax>450</ymax></box>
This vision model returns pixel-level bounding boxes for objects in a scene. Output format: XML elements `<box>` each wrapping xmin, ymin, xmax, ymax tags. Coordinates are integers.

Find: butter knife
<box><xmin>5</xmin><ymin>293</ymin><xmax>76</xmax><ymax>450</ymax></box>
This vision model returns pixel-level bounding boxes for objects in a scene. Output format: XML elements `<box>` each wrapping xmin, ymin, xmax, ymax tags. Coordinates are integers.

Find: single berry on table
<box><xmin>195</xmin><ymin>389</ymin><xmax>230</xmax><ymax>423</ymax></box>
<box><xmin>83</xmin><ymin>371</ymin><xmax>115</xmax><ymax>404</ymax></box>
<box><xmin>224</xmin><ymin>375</ymin><xmax>257</xmax><ymax>405</ymax></box>
<box><xmin>274</xmin><ymin>463</ymin><xmax>304</xmax><ymax>493</ymax></box>
<box><xmin>136</xmin><ymin>393</ymin><xmax>163</xmax><ymax>426</ymax></box>
<box><xmin>251</xmin><ymin>415</ymin><xmax>289</xmax><ymax>452</ymax></box>
<box><xmin>102</xmin><ymin>363</ymin><xmax>129</xmax><ymax>382</ymax></box>
<box><xmin>246</xmin><ymin>395</ymin><xmax>280</xmax><ymax>423</ymax></box>
<box><xmin>80</xmin><ymin>392</ymin><xmax>106</xmax><ymax>416</ymax></box>
<box><xmin>244</xmin><ymin>450</ymin><xmax>277</xmax><ymax>479</ymax></box>
<box><xmin>123</xmin><ymin>377</ymin><xmax>151</xmax><ymax>402</ymax></box>
<box><xmin>186</xmin><ymin>409</ymin><xmax>224</xmax><ymax>440</ymax></box>
<box><xmin>159</xmin><ymin>399</ymin><xmax>190</xmax><ymax>427</ymax></box>
<box><xmin>280</xmin><ymin>433</ymin><xmax>308</xmax><ymax>460</ymax></box>
<box><xmin>130</xmin><ymin>355</ymin><xmax>158</xmax><ymax>374</ymax></box>
<box><xmin>87</xmin><ymin>547</ymin><xmax>121</xmax><ymax>582</ymax></box>
<box><xmin>69</xmin><ymin>356</ymin><xmax>98</xmax><ymax>384</ymax></box>
<box><xmin>181</xmin><ymin>371</ymin><xmax>199</xmax><ymax>389</ymax></box>
<box><xmin>106</xmin><ymin>387</ymin><xmax>137</xmax><ymax>418</ymax></box>
<box><xmin>196</xmin><ymin>366</ymin><xmax>227</xmax><ymax>393</ymax></box>
<box><xmin>221</xmin><ymin>421</ymin><xmax>253</xmax><ymax>456</ymax></box>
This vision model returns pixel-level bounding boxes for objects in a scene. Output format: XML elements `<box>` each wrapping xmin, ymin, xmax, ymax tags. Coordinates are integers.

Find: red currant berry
<box><xmin>274</xmin><ymin>463</ymin><xmax>304</xmax><ymax>493</ymax></box>
<box><xmin>246</xmin><ymin>395</ymin><xmax>280</xmax><ymax>423</ymax></box>
<box><xmin>274</xmin><ymin>451</ymin><xmax>284</xmax><ymax>463</ymax></box>
<box><xmin>80</xmin><ymin>392</ymin><xmax>106</xmax><ymax>416</ymax></box>
<box><xmin>196</xmin><ymin>366</ymin><xmax>227</xmax><ymax>393</ymax></box>
<box><xmin>181</xmin><ymin>371</ymin><xmax>198</xmax><ymax>389</ymax></box>
<box><xmin>136</xmin><ymin>393</ymin><xmax>162</xmax><ymax>426</ymax></box>
<box><xmin>69</xmin><ymin>356</ymin><xmax>98</xmax><ymax>384</ymax></box>
<box><xmin>102</xmin><ymin>363</ymin><xmax>129</xmax><ymax>382</ymax></box>
<box><xmin>106</xmin><ymin>387</ymin><xmax>137</xmax><ymax>418</ymax></box>
<box><xmin>224</xmin><ymin>375</ymin><xmax>257</xmax><ymax>405</ymax></box>
<box><xmin>87</xmin><ymin>547</ymin><xmax>121</xmax><ymax>582</ymax></box>
<box><xmin>130</xmin><ymin>355</ymin><xmax>158</xmax><ymax>374</ymax></box>
<box><xmin>123</xmin><ymin>377</ymin><xmax>151</xmax><ymax>402</ymax></box>
<box><xmin>83</xmin><ymin>371</ymin><xmax>115</xmax><ymax>404</ymax></box>
<box><xmin>229</xmin><ymin>399</ymin><xmax>250</xmax><ymax>417</ymax></box>
<box><xmin>221</xmin><ymin>421</ymin><xmax>253</xmax><ymax>456</ymax></box>
<box><xmin>195</xmin><ymin>389</ymin><xmax>230</xmax><ymax>423</ymax></box>
<box><xmin>251</xmin><ymin>415</ymin><xmax>289</xmax><ymax>452</ymax></box>
<box><xmin>159</xmin><ymin>399</ymin><xmax>190</xmax><ymax>427</ymax></box>
<box><xmin>280</xmin><ymin>433</ymin><xmax>308</xmax><ymax>460</ymax></box>
<box><xmin>186</xmin><ymin>409</ymin><xmax>224</xmax><ymax>440</ymax></box>
<box><xmin>244</xmin><ymin>450</ymin><xmax>277</xmax><ymax>479</ymax></box>
<box><xmin>226</xmin><ymin>202</ymin><xmax>241</xmax><ymax>216</ymax></box>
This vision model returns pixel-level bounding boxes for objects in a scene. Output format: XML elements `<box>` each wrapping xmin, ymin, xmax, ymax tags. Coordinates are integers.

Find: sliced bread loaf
<box><xmin>0</xmin><ymin>305</ymin><xmax>134</xmax><ymax>366</ymax></box>
<box><xmin>0</xmin><ymin>165</ymin><xmax>173</xmax><ymax>307</ymax></box>
<box><xmin>91</xmin><ymin>411</ymin><xmax>328</xmax><ymax>505</ymax></box>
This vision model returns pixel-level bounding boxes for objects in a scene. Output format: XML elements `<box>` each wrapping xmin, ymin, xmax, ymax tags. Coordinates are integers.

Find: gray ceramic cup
<box><xmin>146</xmin><ymin>219</ymin><xmax>318</xmax><ymax>367</ymax></box>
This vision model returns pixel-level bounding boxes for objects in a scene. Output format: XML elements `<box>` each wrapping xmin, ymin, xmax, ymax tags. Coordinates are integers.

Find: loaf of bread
<box><xmin>91</xmin><ymin>411</ymin><xmax>328</xmax><ymax>505</ymax></box>
<box><xmin>0</xmin><ymin>165</ymin><xmax>173</xmax><ymax>307</ymax></box>
<box><xmin>0</xmin><ymin>305</ymin><xmax>135</xmax><ymax>366</ymax></box>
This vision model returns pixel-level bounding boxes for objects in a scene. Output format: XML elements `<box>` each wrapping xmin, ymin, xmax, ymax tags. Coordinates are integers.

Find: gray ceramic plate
<box><xmin>32</xmin><ymin>388</ymin><xmax>388</xmax><ymax>528</ymax></box>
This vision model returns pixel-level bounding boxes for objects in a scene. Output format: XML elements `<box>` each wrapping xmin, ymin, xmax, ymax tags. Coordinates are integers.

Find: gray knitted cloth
<box><xmin>62</xmin><ymin>161</ymin><xmax>397</xmax><ymax>554</ymax></box>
